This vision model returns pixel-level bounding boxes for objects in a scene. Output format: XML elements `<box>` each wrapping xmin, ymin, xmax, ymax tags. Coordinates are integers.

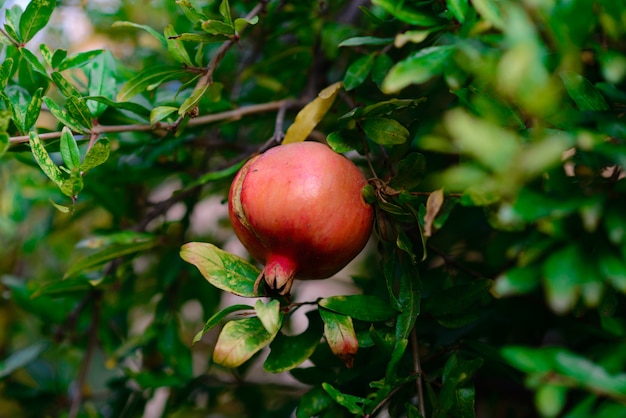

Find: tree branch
<box><xmin>8</xmin><ymin>99</ymin><xmax>300</xmax><ymax>147</ymax></box>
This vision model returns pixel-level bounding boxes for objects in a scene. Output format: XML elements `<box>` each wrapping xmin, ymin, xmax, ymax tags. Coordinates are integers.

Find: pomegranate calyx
<box><xmin>263</xmin><ymin>255</ymin><xmax>297</xmax><ymax>296</ymax></box>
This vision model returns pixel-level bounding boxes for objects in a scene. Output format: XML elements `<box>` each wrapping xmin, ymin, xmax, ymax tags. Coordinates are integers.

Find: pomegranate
<box><xmin>228</xmin><ymin>141</ymin><xmax>374</xmax><ymax>296</ymax></box>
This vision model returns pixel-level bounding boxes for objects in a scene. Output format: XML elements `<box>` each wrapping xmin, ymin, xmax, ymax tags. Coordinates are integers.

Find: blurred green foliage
<box><xmin>1</xmin><ymin>0</ymin><xmax>626</xmax><ymax>417</ymax></box>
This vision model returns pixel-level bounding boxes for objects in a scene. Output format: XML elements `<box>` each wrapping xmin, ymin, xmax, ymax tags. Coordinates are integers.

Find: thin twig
<box><xmin>410</xmin><ymin>328</ymin><xmax>426</xmax><ymax>417</ymax></box>
<box><xmin>68</xmin><ymin>290</ymin><xmax>103</xmax><ymax>418</ymax></box>
<box><xmin>8</xmin><ymin>99</ymin><xmax>299</xmax><ymax>146</ymax></box>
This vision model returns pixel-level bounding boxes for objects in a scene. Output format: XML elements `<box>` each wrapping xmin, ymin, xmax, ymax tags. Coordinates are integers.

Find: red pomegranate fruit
<box><xmin>228</xmin><ymin>141</ymin><xmax>374</xmax><ymax>296</ymax></box>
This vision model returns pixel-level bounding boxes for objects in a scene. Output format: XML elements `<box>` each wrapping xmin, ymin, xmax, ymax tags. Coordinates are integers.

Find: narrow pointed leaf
<box><xmin>164</xmin><ymin>25</ymin><xmax>194</xmax><ymax>66</ymax></box>
<box><xmin>0</xmin><ymin>342</ymin><xmax>49</xmax><ymax>378</ymax></box>
<box><xmin>150</xmin><ymin>106</ymin><xmax>179</xmax><ymax>125</ymax></box>
<box><xmin>58</xmin><ymin>50</ymin><xmax>104</xmax><ymax>71</ymax></box>
<box><xmin>20</xmin><ymin>48</ymin><xmax>49</xmax><ymax>78</ymax></box>
<box><xmin>111</xmin><ymin>21</ymin><xmax>167</xmax><ymax>47</ymax></box>
<box><xmin>43</xmin><ymin>97</ymin><xmax>85</xmax><ymax>133</ymax></box>
<box><xmin>65</xmin><ymin>239</ymin><xmax>157</xmax><ymax>279</ymax></box>
<box><xmin>344</xmin><ymin>53</ymin><xmax>375</xmax><ymax>91</ymax></box>
<box><xmin>219</xmin><ymin>0</ymin><xmax>233</xmax><ymax>26</ymax></box>
<box><xmin>192</xmin><ymin>304</ymin><xmax>253</xmax><ymax>344</ymax></box>
<box><xmin>382</xmin><ymin>46</ymin><xmax>455</xmax><ymax>93</ymax></box>
<box><xmin>60</xmin><ymin>127</ymin><xmax>80</xmax><ymax>169</ymax></box>
<box><xmin>86</xmin><ymin>52</ymin><xmax>117</xmax><ymax>117</ymax></box>
<box><xmin>0</xmin><ymin>58</ymin><xmax>14</xmax><ymax>89</ymax></box>
<box><xmin>319</xmin><ymin>295</ymin><xmax>399</xmax><ymax>322</ymax></box>
<box><xmin>65</xmin><ymin>96</ymin><xmax>93</xmax><ymax>129</ymax></box>
<box><xmin>283</xmin><ymin>81</ymin><xmax>343</xmax><ymax>144</ymax></box>
<box><xmin>19</xmin><ymin>0</ymin><xmax>55</xmax><ymax>43</ymax></box>
<box><xmin>29</xmin><ymin>132</ymin><xmax>63</xmax><ymax>186</ymax></box>
<box><xmin>560</xmin><ymin>72</ymin><xmax>610</xmax><ymax>111</ymax></box>
<box><xmin>51</xmin><ymin>72</ymin><xmax>81</xmax><ymax>98</ymax></box>
<box><xmin>24</xmin><ymin>87</ymin><xmax>43</xmax><ymax>131</ymax></box>
<box><xmin>117</xmin><ymin>66</ymin><xmax>189</xmax><ymax>102</ymax></box>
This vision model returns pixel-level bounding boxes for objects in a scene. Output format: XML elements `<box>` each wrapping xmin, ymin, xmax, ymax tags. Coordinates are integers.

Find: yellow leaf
<box><xmin>424</xmin><ymin>188</ymin><xmax>444</xmax><ymax>238</ymax></box>
<box><xmin>282</xmin><ymin>81</ymin><xmax>343</xmax><ymax>144</ymax></box>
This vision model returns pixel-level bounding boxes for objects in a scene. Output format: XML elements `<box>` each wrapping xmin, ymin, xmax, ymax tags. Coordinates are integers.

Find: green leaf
<box><xmin>150</xmin><ymin>106</ymin><xmax>179</xmax><ymax>125</ymax></box>
<box><xmin>20</xmin><ymin>48</ymin><xmax>49</xmax><ymax>78</ymax></box>
<box><xmin>43</xmin><ymin>97</ymin><xmax>85</xmax><ymax>133</ymax></box>
<box><xmin>0</xmin><ymin>342</ymin><xmax>49</xmax><ymax>378</ymax></box>
<box><xmin>84</xmin><ymin>53</ymin><xmax>116</xmax><ymax>117</ymax></box>
<box><xmin>176</xmin><ymin>0</ymin><xmax>208</xmax><ymax>22</ymax></box>
<box><xmin>178</xmin><ymin>82</ymin><xmax>223</xmax><ymax>116</ymax></box>
<box><xmin>58</xmin><ymin>49</ymin><xmax>104</xmax><ymax>71</ymax></box>
<box><xmin>326</xmin><ymin>129</ymin><xmax>363</xmax><ymax>153</ymax></box>
<box><xmin>192</xmin><ymin>304</ymin><xmax>253</xmax><ymax>344</ymax></box>
<box><xmin>179</xmin><ymin>242</ymin><xmax>263</xmax><ymax>297</ymax></box>
<box><xmin>64</xmin><ymin>239</ymin><xmax>157</xmax><ymax>279</ymax></box>
<box><xmin>372</xmin><ymin>53</ymin><xmax>394</xmax><ymax>88</ymax></box>
<box><xmin>234</xmin><ymin>15</ymin><xmax>259</xmax><ymax>34</ymax></box>
<box><xmin>117</xmin><ymin>66</ymin><xmax>190</xmax><ymax>102</ymax></box>
<box><xmin>438</xmin><ymin>353</ymin><xmax>483</xmax><ymax>415</ymax></box>
<box><xmin>296</xmin><ymin>386</ymin><xmax>334</xmax><ymax>418</ymax></box>
<box><xmin>61</xmin><ymin>173</ymin><xmax>81</xmax><ymax>203</ymax></box>
<box><xmin>447</xmin><ymin>0</ymin><xmax>470</xmax><ymax>23</ymax></box>
<box><xmin>29</xmin><ymin>132</ymin><xmax>63</xmax><ymax>186</ymax></box>
<box><xmin>0</xmin><ymin>133</ymin><xmax>9</xmax><ymax>158</ymax></box>
<box><xmin>444</xmin><ymin>108</ymin><xmax>521</xmax><ymax>173</ymax></box>
<box><xmin>560</xmin><ymin>72</ymin><xmax>610</xmax><ymax>111</ymax></box>
<box><xmin>219</xmin><ymin>0</ymin><xmax>233</xmax><ymax>26</ymax></box>
<box><xmin>5</xmin><ymin>6</ymin><xmax>23</xmax><ymax>44</ymax></box>
<box><xmin>493</xmin><ymin>266</ymin><xmax>540</xmax><ymax>297</ymax></box>
<box><xmin>85</xmin><ymin>96</ymin><xmax>150</xmax><ymax>119</ymax></box>
<box><xmin>255</xmin><ymin>299</ymin><xmax>283</xmax><ymax>335</ymax></box>
<box><xmin>361</xmin><ymin>117</ymin><xmax>409</xmax><ymax>145</ymax></box>
<box><xmin>423</xmin><ymin>279</ymin><xmax>492</xmax><ymax>317</ymax></box>
<box><xmin>212</xmin><ymin>317</ymin><xmax>276</xmax><ymax>368</ymax></box>
<box><xmin>24</xmin><ymin>87</ymin><xmax>43</xmax><ymax>131</ymax></box>
<box><xmin>59</xmin><ymin>127</ymin><xmax>80</xmax><ymax>169</ymax></box>
<box><xmin>264</xmin><ymin>311</ymin><xmax>323</xmax><ymax>373</ymax></box>
<box><xmin>472</xmin><ymin>0</ymin><xmax>505</xmax><ymax>28</ymax></box>
<box><xmin>389</xmin><ymin>152</ymin><xmax>427</xmax><ymax>191</ymax></box>
<box><xmin>201</xmin><ymin>19</ymin><xmax>235</xmax><ymax>36</ymax></box>
<box><xmin>542</xmin><ymin>244</ymin><xmax>584</xmax><ymax>314</ymax></box>
<box><xmin>319</xmin><ymin>295</ymin><xmax>399</xmax><ymax>322</ymax></box>
<box><xmin>338</xmin><ymin>36</ymin><xmax>394</xmax><ymax>47</ymax></box>
<box><xmin>111</xmin><ymin>21</ymin><xmax>167</xmax><ymax>47</ymax></box>
<box><xmin>535</xmin><ymin>384</ymin><xmax>567</xmax><ymax>418</ymax></box>
<box><xmin>321</xmin><ymin>383</ymin><xmax>365</xmax><ymax>416</ymax></box>
<box><xmin>344</xmin><ymin>53</ymin><xmax>375</xmax><ymax>91</ymax></box>
<box><xmin>51</xmin><ymin>72</ymin><xmax>81</xmax><ymax>98</ymax></box>
<box><xmin>19</xmin><ymin>0</ymin><xmax>55</xmax><ymax>43</ymax></box>
<box><xmin>382</xmin><ymin>46</ymin><xmax>455</xmax><ymax>93</ymax></box>
<box><xmin>164</xmin><ymin>24</ymin><xmax>194</xmax><ymax>66</ymax></box>
<box><xmin>372</xmin><ymin>0</ymin><xmax>441</xmax><ymax>26</ymax></box>
<box><xmin>0</xmin><ymin>58</ymin><xmax>14</xmax><ymax>89</ymax></box>
<box><xmin>65</xmin><ymin>96</ymin><xmax>93</xmax><ymax>129</ymax></box>
<box><xmin>319</xmin><ymin>308</ymin><xmax>358</xmax><ymax>368</ymax></box>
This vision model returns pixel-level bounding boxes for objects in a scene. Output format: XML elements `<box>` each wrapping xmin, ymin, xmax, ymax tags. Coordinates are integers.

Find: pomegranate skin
<box><xmin>228</xmin><ymin>141</ymin><xmax>373</xmax><ymax>295</ymax></box>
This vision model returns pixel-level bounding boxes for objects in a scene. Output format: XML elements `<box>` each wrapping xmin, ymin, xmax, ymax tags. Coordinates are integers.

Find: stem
<box><xmin>68</xmin><ymin>290</ymin><xmax>103</xmax><ymax>418</ymax></box>
<box><xmin>410</xmin><ymin>328</ymin><xmax>427</xmax><ymax>417</ymax></box>
<box><xmin>8</xmin><ymin>99</ymin><xmax>299</xmax><ymax>147</ymax></box>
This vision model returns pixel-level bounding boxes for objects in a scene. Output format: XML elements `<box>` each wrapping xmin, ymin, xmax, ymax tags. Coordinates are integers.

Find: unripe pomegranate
<box><xmin>228</xmin><ymin>141</ymin><xmax>374</xmax><ymax>296</ymax></box>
